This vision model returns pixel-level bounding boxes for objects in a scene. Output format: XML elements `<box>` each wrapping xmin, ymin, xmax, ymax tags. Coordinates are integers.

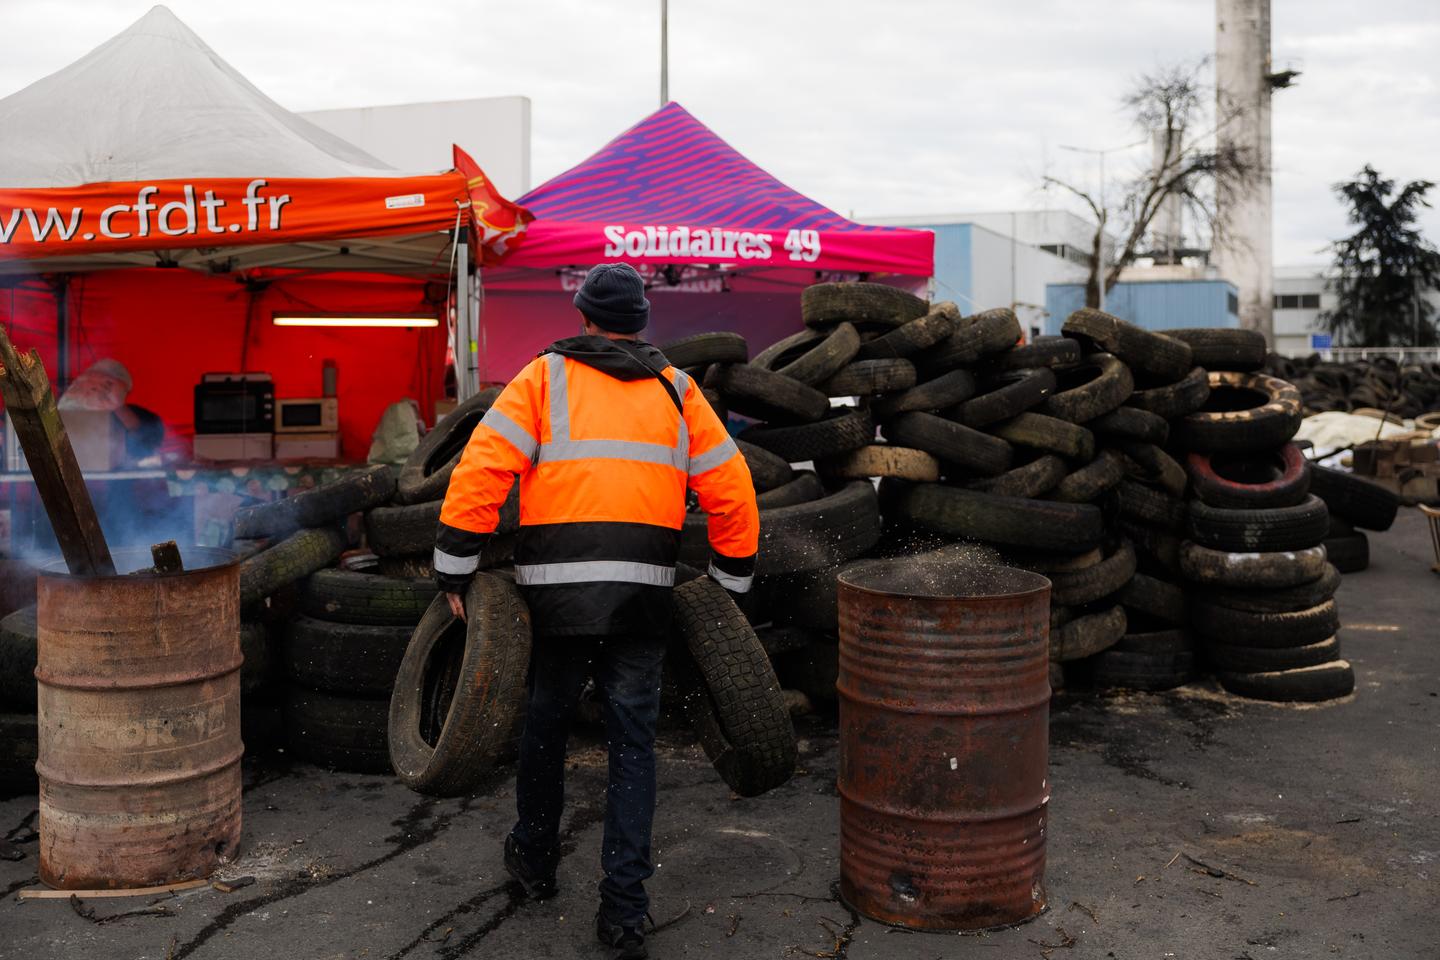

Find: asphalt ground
<box><xmin>1</xmin><ymin>509</ymin><xmax>1437</xmax><ymax>959</ymax></box>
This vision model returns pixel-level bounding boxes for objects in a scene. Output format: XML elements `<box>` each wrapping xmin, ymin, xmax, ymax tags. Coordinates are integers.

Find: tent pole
<box><xmin>660</xmin><ymin>0</ymin><xmax>668</xmax><ymax>106</ymax></box>
<box><xmin>455</xmin><ymin>236</ymin><xmax>473</xmax><ymax>402</ymax></box>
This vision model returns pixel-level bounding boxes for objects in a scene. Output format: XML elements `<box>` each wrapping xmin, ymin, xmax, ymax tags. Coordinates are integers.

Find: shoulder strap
<box><xmin>610</xmin><ymin>340</ymin><xmax>684</xmax><ymax>414</ymax></box>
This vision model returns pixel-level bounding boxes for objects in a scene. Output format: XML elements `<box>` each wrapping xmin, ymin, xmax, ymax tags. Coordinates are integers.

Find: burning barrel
<box><xmin>836</xmin><ymin>562</ymin><xmax>1051</xmax><ymax>930</ymax></box>
<box><xmin>35</xmin><ymin>547</ymin><xmax>243</xmax><ymax>889</ymax></box>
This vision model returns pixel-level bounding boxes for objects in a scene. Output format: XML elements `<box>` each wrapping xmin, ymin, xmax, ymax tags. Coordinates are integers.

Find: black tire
<box><xmin>856</xmin><ymin>302</ymin><xmax>960</xmax><ymax>360</ymax></box>
<box><xmin>756</xmin><ymin>471</ymin><xmax>825</xmax><ymax>509</ymax></box>
<box><xmin>739</xmin><ymin>408</ymin><xmax>874</xmax><ymax>463</ymax></box>
<box><xmin>1048</xmin><ymin>540</ymin><xmax>1136</xmax><ymax>606</ymax></box>
<box><xmin>1202</xmin><ymin>563</ymin><xmax>1341</xmax><ymax>614</ymax></box>
<box><xmin>388</xmin><ymin>574</ymin><xmax>532</xmax><ymax>796</ymax></box>
<box><xmin>1187</xmin><ymin>444</ymin><xmax>1311</xmax><ymax>510</ymax></box>
<box><xmin>1052</xmin><ymin>605</ymin><xmax>1127</xmax><ymax>662</ymax></box>
<box><xmin>751</xmin><ymin>329</ymin><xmax>824</xmax><ymax>372</ymax></box>
<box><xmin>1191</xmin><ymin>598</ymin><xmax>1339</xmax><ymax>647</ymax></box>
<box><xmin>0</xmin><ymin>605</ymin><xmax>37</xmax><ymax>710</ymax></box>
<box><xmin>1062</xmin><ymin>308</ymin><xmax>1193</xmax><ymax>381</ymax></box>
<box><xmin>711</xmin><ymin>363</ymin><xmax>829</xmax><ymax>423</ymax></box>
<box><xmin>966</xmin><ymin>454</ymin><xmax>1067</xmax><ymax>499</ymax></box>
<box><xmin>776</xmin><ymin>322</ymin><xmax>861</xmax><ymax>386</ymax></box>
<box><xmin>1324</xmin><ymin>532</ymin><xmax>1370</xmax><ymax>573</ymax></box>
<box><xmin>1007</xmin><ymin>544</ymin><xmax>1103</xmax><ymax>575</ymax></box>
<box><xmin>801</xmin><ymin>282</ymin><xmax>928</xmax><ymax>329</ymax></box>
<box><xmin>669</xmin><ymin>577</ymin><xmax>797</xmax><ymax>796</ymax></box>
<box><xmin>1115</xmin><ymin>442</ymin><xmax>1188</xmax><ymax>499</ymax></box>
<box><xmin>989</xmin><ymin>413</ymin><xmax>1095</xmax><ymax>462</ymax></box>
<box><xmin>986</xmin><ymin>337</ymin><xmax>1082</xmax><ymax>371</ymax></box>
<box><xmin>1308</xmin><ymin>464</ymin><xmax>1399</xmax><ymax>531</ymax></box>
<box><xmin>822</xmin><ymin>359</ymin><xmax>916</xmax><ymax>397</ymax></box>
<box><xmin>284</xmin><ymin>685</ymin><xmax>393</xmax><ymax>774</ymax></box>
<box><xmin>1206</xmin><ymin>636</ymin><xmax>1341</xmax><ymax>673</ymax></box>
<box><xmin>1179</xmin><ymin>541</ymin><xmax>1329</xmax><ymax>589</ymax></box>
<box><xmin>1040</xmin><ymin>353</ymin><xmax>1134</xmax><ymax>423</ymax></box>
<box><xmin>755</xmin><ymin>482</ymin><xmax>881</xmax><ymax>575</ymax></box>
<box><xmin>1187</xmin><ymin>495</ymin><xmax>1330</xmax><ymax>552</ymax></box>
<box><xmin>1089</xmin><ymin>406</ymin><xmax>1169</xmax><ymax>445</ymax></box>
<box><xmin>1048</xmin><ymin>449</ymin><xmax>1125</xmax><ymax>503</ymax></box>
<box><xmin>0</xmin><ymin>712</ymin><xmax>38</xmax><ymax>790</ymax></box>
<box><xmin>1121</xmin><ymin>519</ymin><xmax>1184</xmax><ymax>577</ymax></box>
<box><xmin>1117</xmin><ymin>573</ymin><xmax>1187</xmax><ymax>625</ymax></box>
<box><xmin>950</xmin><ymin>369</ymin><xmax>1057</xmax><ymax>428</ymax></box>
<box><xmin>240</xmin><ymin>527</ymin><xmax>347</xmax><ymax>606</ymax></box>
<box><xmin>736</xmin><ymin>439</ymin><xmax>794</xmax><ymax>492</ymax></box>
<box><xmin>240</xmin><ymin>621</ymin><xmax>274</xmax><ymax>697</ymax></box>
<box><xmin>658</xmin><ymin>332</ymin><xmax>748</xmax><ymax>368</ymax></box>
<box><xmin>234</xmin><ymin>465</ymin><xmax>396</xmax><ymax>539</ymax></box>
<box><xmin>1116</xmin><ymin>480</ymin><xmax>1187</xmax><ymax>532</ymax></box>
<box><xmin>768</xmin><ymin>557</ymin><xmax>886</xmax><ymax>635</ymax></box>
<box><xmin>1218</xmin><ymin>660</ymin><xmax>1355</xmax><ymax>703</ymax></box>
<box><xmin>1114</xmin><ymin>627</ymin><xmax>1193</xmax><ymax>655</ymax></box>
<box><xmin>283</xmin><ymin>615</ymin><xmax>413</xmax><ymax>696</ymax></box>
<box><xmin>365</xmin><ymin>488</ymin><xmax>518</xmax><ymax>558</ymax></box>
<box><xmin>683</xmin><ymin>481</ymin><xmax>880</xmax><ymax>575</ymax></box>
<box><xmin>1091</xmin><ymin>648</ymin><xmax>1195</xmax><ymax>691</ymax></box>
<box><xmin>301</xmin><ymin>569</ymin><xmax>438</xmax><ymax>626</ymax></box>
<box><xmin>1178</xmin><ymin>372</ymin><xmax>1303</xmax><ymax>453</ymax></box>
<box><xmin>898</xmin><ymin>483</ymin><xmax>1105</xmax><ymax>553</ymax></box>
<box><xmin>818</xmin><ymin>445</ymin><xmax>940</xmax><ymax>482</ymax></box>
<box><xmin>881</xmin><ymin>412</ymin><xmax>1013</xmax><ymax>476</ymax></box>
<box><xmin>1128</xmin><ymin>366</ymin><xmax>1210</xmax><ymax>419</ymax></box>
<box><xmin>773</xmin><ymin>640</ymin><xmax>839</xmax><ymax>705</ymax></box>
<box><xmin>396</xmin><ymin>388</ymin><xmax>501</xmax><ymax>505</ymax></box>
<box><xmin>870</xmin><ymin>370</ymin><xmax>977</xmax><ymax>421</ymax></box>
<box><xmin>1169</xmin><ymin>328</ymin><xmax>1267</xmax><ymax>372</ymax></box>
<box><xmin>925</xmin><ymin>308</ymin><xmax>1021</xmax><ymax>370</ymax></box>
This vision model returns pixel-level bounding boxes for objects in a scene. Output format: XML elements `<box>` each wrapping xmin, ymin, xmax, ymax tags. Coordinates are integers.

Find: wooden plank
<box><xmin>150</xmin><ymin>540</ymin><xmax>183</xmax><ymax>574</ymax></box>
<box><xmin>0</xmin><ymin>328</ymin><xmax>114</xmax><ymax>576</ymax></box>
<box><xmin>17</xmin><ymin>878</ymin><xmax>211</xmax><ymax>900</ymax></box>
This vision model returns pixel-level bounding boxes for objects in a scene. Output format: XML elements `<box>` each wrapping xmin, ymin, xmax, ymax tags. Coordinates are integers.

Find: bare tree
<box><xmin>1044</xmin><ymin>60</ymin><xmax>1256</xmax><ymax>308</ymax></box>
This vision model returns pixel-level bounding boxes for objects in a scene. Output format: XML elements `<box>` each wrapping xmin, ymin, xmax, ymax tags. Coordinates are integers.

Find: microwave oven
<box><xmin>275</xmin><ymin>397</ymin><xmax>339</xmax><ymax>434</ymax></box>
<box><xmin>194</xmin><ymin>373</ymin><xmax>274</xmax><ymax>435</ymax></box>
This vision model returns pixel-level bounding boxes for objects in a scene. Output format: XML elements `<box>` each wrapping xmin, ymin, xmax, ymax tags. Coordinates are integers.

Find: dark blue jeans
<box><xmin>511</xmin><ymin>634</ymin><xmax>664</xmax><ymax>927</ymax></box>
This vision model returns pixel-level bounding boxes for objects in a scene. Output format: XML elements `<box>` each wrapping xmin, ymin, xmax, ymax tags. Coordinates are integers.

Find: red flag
<box><xmin>453</xmin><ymin>146</ymin><xmax>533</xmax><ymax>266</ymax></box>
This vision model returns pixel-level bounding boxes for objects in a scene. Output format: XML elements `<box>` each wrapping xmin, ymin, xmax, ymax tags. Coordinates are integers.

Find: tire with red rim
<box><xmin>1186</xmin><ymin>443</ymin><xmax>1311</xmax><ymax>510</ymax></box>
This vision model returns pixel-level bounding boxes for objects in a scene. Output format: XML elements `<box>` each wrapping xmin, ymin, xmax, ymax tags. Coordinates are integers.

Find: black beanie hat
<box><xmin>573</xmin><ymin>263</ymin><xmax>650</xmax><ymax>333</ymax></box>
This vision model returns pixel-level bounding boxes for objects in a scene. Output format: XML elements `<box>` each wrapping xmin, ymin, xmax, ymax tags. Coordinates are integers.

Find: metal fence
<box><xmin>1311</xmin><ymin>347</ymin><xmax>1440</xmax><ymax>364</ymax></box>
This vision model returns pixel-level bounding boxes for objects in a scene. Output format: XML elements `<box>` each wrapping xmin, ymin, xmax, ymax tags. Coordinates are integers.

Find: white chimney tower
<box><xmin>1214</xmin><ymin>0</ymin><xmax>1275</xmax><ymax>343</ymax></box>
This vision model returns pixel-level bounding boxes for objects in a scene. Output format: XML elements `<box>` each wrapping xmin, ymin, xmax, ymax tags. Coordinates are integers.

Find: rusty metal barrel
<box><xmin>836</xmin><ymin>561</ymin><xmax>1051</xmax><ymax>930</ymax></box>
<box><xmin>35</xmin><ymin>547</ymin><xmax>243</xmax><ymax>889</ymax></box>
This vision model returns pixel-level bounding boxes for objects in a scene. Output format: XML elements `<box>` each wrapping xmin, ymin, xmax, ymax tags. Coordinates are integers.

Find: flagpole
<box><xmin>660</xmin><ymin>0</ymin><xmax>668</xmax><ymax>106</ymax></box>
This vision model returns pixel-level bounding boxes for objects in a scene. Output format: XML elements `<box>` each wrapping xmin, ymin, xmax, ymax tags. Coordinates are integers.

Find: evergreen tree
<box><xmin>1322</xmin><ymin>165</ymin><xmax>1440</xmax><ymax>346</ymax></box>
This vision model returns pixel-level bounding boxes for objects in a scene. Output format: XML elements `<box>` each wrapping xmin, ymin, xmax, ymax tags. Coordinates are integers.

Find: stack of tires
<box><xmin>682</xmin><ymin>283</ymin><xmax>1367</xmax><ymax>706</ymax></box>
<box><xmin>1175</xmin><ymin>362</ymin><xmax>1355</xmax><ymax>702</ymax></box>
<box><xmin>281</xmin><ymin>569</ymin><xmax>437</xmax><ymax>773</ymax></box>
<box><xmin>1308</xmin><ymin>463</ymin><xmax>1401</xmax><ymax>572</ymax></box>
<box><xmin>231</xmin><ymin>464</ymin><xmax>397</xmax><ymax>761</ymax></box>
<box><xmin>0</xmin><ymin>605</ymin><xmax>38</xmax><ymax>795</ymax></box>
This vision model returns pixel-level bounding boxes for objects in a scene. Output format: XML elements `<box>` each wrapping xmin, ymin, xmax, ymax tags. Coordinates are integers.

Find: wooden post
<box><xmin>0</xmin><ymin>327</ymin><xmax>115</xmax><ymax>576</ymax></box>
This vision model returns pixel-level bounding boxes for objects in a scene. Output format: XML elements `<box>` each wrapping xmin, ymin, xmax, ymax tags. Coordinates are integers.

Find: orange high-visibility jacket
<box><xmin>435</xmin><ymin>336</ymin><xmax>759</xmax><ymax>637</ymax></box>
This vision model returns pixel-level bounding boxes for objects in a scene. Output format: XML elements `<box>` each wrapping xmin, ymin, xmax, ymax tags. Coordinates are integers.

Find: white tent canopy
<box><xmin>0</xmin><ymin>5</ymin><xmax>459</xmax><ymax>275</ymax></box>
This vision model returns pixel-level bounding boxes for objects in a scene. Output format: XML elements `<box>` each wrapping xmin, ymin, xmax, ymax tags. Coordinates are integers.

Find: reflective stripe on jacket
<box><xmin>435</xmin><ymin>336</ymin><xmax>759</xmax><ymax>637</ymax></box>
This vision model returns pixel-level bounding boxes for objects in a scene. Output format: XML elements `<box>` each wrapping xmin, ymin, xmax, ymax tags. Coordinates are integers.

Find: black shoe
<box><xmin>503</xmin><ymin>834</ymin><xmax>557</xmax><ymax>901</ymax></box>
<box><xmin>595</xmin><ymin>912</ymin><xmax>648</xmax><ymax>960</ymax></box>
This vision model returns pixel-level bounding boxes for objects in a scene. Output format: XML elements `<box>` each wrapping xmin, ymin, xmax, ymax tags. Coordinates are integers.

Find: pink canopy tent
<box><xmin>477</xmin><ymin>102</ymin><xmax>933</xmax><ymax>380</ymax></box>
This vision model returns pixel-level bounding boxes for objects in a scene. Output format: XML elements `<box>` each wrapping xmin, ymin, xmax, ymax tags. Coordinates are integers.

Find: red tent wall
<box><xmin>0</xmin><ymin>270</ymin><xmax>446</xmax><ymax>460</ymax></box>
<box><xmin>478</xmin><ymin>266</ymin><xmax>925</xmax><ymax>383</ymax></box>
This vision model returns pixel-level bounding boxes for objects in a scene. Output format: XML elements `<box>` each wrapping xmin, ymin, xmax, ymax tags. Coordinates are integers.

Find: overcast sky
<box><xmin>3</xmin><ymin>0</ymin><xmax>1437</xmax><ymax>267</ymax></box>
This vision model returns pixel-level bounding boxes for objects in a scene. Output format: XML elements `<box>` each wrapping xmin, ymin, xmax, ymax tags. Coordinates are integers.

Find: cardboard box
<box><xmin>193</xmin><ymin>433</ymin><xmax>273</xmax><ymax>462</ymax></box>
<box><xmin>275</xmin><ymin>431</ymin><xmax>340</xmax><ymax>461</ymax></box>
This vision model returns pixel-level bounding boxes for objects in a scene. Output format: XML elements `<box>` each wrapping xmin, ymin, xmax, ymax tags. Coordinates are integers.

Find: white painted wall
<box><xmin>968</xmin><ymin>223</ymin><xmax>1089</xmax><ymax>337</ymax></box>
<box><xmin>301</xmin><ymin>96</ymin><xmax>531</xmax><ymax>199</ymax></box>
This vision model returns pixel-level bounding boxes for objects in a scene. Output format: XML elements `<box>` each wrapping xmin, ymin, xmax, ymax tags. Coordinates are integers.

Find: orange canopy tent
<box><xmin>0</xmin><ymin>6</ymin><xmax>530</xmax><ymax>459</ymax></box>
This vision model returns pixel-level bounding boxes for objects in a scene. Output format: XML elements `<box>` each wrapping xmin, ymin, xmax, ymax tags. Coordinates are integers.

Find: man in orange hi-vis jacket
<box><xmin>434</xmin><ymin>263</ymin><xmax>759</xmax><ymax>960</ymax></box>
